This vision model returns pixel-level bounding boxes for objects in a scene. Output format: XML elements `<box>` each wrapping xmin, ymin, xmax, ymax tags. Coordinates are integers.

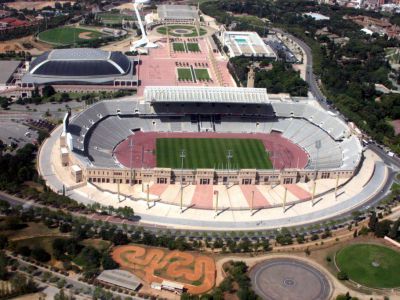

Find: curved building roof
<box><xmin>29</xmin><ymin>48</ymin><xmax>131</xmax><ymax>77</ymax></box>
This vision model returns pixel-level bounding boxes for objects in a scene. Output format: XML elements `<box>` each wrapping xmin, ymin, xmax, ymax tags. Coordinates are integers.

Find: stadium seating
<box><xmin>67</xmin><ymin>99</ymin><xmax>362</xmax><ymax>171</ymax></box>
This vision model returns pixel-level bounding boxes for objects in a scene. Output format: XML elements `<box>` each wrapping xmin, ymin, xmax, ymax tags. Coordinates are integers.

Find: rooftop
<box><xmin>49</xmin><ymin>48</ymin><xmax>110</xmax><ymax>60</ymax></box>
<box><xmin>0</xmin><ymin>60</ymin><xmax>20</xmax><ymax>84</ymax></box>
<box><xmin>145</xmin><ymin>86</ymin><xmax>269</xmax><ymax>104</ymax></box>
<box><xmin>97</xmin><ymin>269</ymin><xmax>141</xmax><ymax>291</ymax></box>
<box><xmin>221</xmin><ymin>31</ymin><xmax>276</xmax><ymax>58</ymax></box>
<box><xmin>157</xmin><ymin>4</ymin><xmax>198</xmax><ymax>20</ymax></box>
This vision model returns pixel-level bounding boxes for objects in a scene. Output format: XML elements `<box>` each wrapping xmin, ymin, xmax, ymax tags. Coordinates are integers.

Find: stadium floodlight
<box><xmin>315</xmin><ymin>139</ymin><xmax>321</xmax><ymax>178</ymax></box>
<box><xmin>180</xmin><ymin>149</ymin><xmax>186</xmax><ymax>212</ymax></box>
<box><xmin>226</xmin><ymin>149</ymin><xmax>233</xmax><ymax>187</ymax></box>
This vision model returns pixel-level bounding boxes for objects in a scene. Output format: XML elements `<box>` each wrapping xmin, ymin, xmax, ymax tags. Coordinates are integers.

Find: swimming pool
<box><xmin>235</xmin><ymin>38</ymin><xmax>247</xmax><ymax>45</ymax></box>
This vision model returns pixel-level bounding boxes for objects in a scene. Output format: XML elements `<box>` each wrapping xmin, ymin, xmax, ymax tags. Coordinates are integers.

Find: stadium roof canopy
<box><xmin>28</xmin><ymin>48</ymin><xmax>131</xmax><ymax>77</ymax></box>
<box><xmin>157</xmin><ymin>4</ymin><xmax>199</xmax><ymax>20</ymax></box>
<box><xmin>145</xmin><ymin>86</ymin><xmax>269</xmax><ymax>104</ymax></box>
<box><xmin>22</xmin><ymin>48</ymin><xmax>137</xmax><ymax>85</ymax></box>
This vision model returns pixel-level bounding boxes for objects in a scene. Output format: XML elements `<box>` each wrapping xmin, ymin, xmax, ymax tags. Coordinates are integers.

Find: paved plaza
<box><xmin>250</xmin><ymin>258</ymin><xmax>332</xmax><ymax>300</ymax></box>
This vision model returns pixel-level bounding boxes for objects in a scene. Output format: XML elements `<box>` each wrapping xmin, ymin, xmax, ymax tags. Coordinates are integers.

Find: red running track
<box><xmin>113</xmin><ymin>131</ymin><xmax>308</xmax><ymax>169</ymax></box>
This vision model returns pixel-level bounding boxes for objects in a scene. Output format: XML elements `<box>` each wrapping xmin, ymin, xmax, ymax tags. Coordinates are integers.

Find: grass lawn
<box><xmin>186</xmin><ymin>42</ymin><xmax>200</xmax><ymax>52</ymax></box>
<box><xmin>177</xmin><ymin>68</ymin><xmax>193</xmax><ymax>81</ymax></box>
<box><xmin>173</xmin><ymin>42</ymin><xmax>186</xmax><ymax>52</ymax></box>
<box><xmin>2</xmin><ymin>222</ymin><xmax>59</xmax><ymax>240</ymax></box>
<box><xmin>38</xmin><ymin>27</ymin><xmax>104</xmax><ymax>45</ymax></box>
<box><xmin>80</xmin><ymin>238</ymin><xmax>111</xmax><ymax>252</ymax></box>
<box><xmin>156</xmin><ymin>25</ymin><xmax>207</xmax><ymax>37</ymax></box>
<box><xmin>336</xmin><ymin>244</ymin><xmax>400</xmax><ymax>288</ymax></box>
<box><xmin>194</xmin><ymin>69</ymin><xmax>211</xmax><ymax>81</ymax></box>
<box><xmin>12</xmin><ymin>236</ymin><xmax>69</xmax><ymax>258</ymax></box>
<box><xmin>156</xmin><ymin>138</ymin><xmax>272</xmax><ymax>169</ymax></box>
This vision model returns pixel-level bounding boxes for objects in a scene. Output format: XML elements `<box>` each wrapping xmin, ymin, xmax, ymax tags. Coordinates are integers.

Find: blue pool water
<box><xmin>235</xmin><ymin>38</ymin><xmax>247</xmax><ymax>44</ymax></box>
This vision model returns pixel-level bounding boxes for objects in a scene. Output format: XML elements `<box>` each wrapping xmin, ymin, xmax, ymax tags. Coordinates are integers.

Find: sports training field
<box><xmin>156</xmin><ymin>138</ymin><xmax>272</xmax><ymax>169</ymax></box>
<box><xmin>336</xmin><ymin>244</ymin><xmax>400</xmax><ymax>288</ymax></box>
<box><xmin>38</xmin><ymin>27</ymin><xmax>104</xmax><ymax>45</ymax></box>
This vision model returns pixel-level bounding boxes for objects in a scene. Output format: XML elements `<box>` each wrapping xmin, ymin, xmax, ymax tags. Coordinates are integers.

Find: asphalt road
<box><xmin>273</xmin><ymin>28</ymin><xmax>326</xmax><ymax>103</ymax></box>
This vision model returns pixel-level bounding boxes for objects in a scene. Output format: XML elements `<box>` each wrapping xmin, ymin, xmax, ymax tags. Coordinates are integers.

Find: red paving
<box><xmin>149</xmin><ymin>184</ymin><xmax>168</xmax><ymax>196</ymax></box>
<box><xmin>113</xmin><ymin>131</ymin><xmax>308</xmax><ymax>169</ymax></box>
<box><xmin>191</xmin><ymin>185</ymin><xmax>214</xmax><ymax>209</ymax></box>
<box><xmin>284</xmin><ymin>184</ymin><xmax>311</xmax><ymax>200</ymax></box>
<box><xmin>136</xmin><ymin>38</ymin><xmax>235</xmax><ymax>96</ymax></box>
<box><xmin>240</xmin><ymin>185</ymin><xmax>270</xmax><ymax>208</ymax></box>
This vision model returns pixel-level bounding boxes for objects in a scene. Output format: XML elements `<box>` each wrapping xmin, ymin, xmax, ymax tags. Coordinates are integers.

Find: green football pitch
<box><xmin>156</xmin><ymin>138</ymin><xmax>272</xmax><ymax>169</ymax></box>
<box><xmin>336</xmin><ymin>244</ymin><xmax>400</xmax><ymax>288</ymax></box>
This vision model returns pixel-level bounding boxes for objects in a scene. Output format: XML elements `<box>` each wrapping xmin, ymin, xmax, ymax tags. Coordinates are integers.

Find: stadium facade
<box><xmin>20</xmin><ymin>48</ymin><xmax>138</xmax><ymax>95</ymax></box>
<box><xmin>156</xmin><ymin>5</ymin><xmax>199</xmax><ymax>24</ymax></box>
<box><xmin>59</xmin><ymin>86</ymin><xmax>362</xmax><ymax>186</ymax></box>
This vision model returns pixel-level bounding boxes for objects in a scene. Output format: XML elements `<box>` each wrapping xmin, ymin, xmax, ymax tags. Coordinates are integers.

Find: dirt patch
<box><xmin>78</xmin><ymin>31</ymin><xmax>94</xmax><ymax>40</ymax></box>
<box><xmin>112</xmin><ymin>245</ymin><xmax>216</xmax><ymax>294</ymax></box>
<box><xmin>392</xmin><ymin>119</ymin><xmax>400</xmax><ymax>135</ymax></box>
<box><xmin>0</xmin><ymin>35</ymin><xmax>52</xmax><ymax>54</ymax></box>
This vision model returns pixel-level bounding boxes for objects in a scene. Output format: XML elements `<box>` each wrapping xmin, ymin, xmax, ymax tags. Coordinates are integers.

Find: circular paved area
<box><xmin>250</xmin><ymin>258</ymin><xmax>331</xmax><ymax>300</ymax></box>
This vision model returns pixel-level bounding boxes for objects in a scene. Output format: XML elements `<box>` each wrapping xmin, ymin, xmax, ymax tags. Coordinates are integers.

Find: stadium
<box><xmin>20</xmin><ymin>48</ymin><xmax>138</xmax><ymax>94</ymax></box>
<box><xmin>49</xmin><ymin>84</ymin><xmax>376</xmax><ymax>223</ymax></box>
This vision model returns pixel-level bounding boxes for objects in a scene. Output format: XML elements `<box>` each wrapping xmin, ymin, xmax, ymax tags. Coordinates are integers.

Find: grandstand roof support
<box><xmin>180</xmin><ymin>149</ymin><xmax>186</xmax><ymax>213</ymax></box>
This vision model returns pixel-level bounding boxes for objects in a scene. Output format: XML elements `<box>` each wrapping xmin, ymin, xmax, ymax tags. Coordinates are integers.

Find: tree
<box><xmin>76</xmin><ymin>246</ymin><xmax>100</xmax><ymax>270</ymax></box>
<box><xmin>374</xmin><ymin>220</ymin><xmax>393</xmax><ymax>238</ymax></box>
<box><xmin>60</xmin><ymin>92</ymin><xmax>70</xmax><ymax>102</ymax></box>
<box><xmin>112</xmin><ymin>231</ymin><xmax>129</xmax><ymax>245</ymax></box>
<box><xmin>31</xmin><ymin>247</ymin><xmax>51</xmax><ymax>262</ymax></box>
<box><xmin>54</xmin><ymin>289</ymin><xmax>75</xmax><ymax>300</ymax></box>
<box><xmin>0</xmin><ymin>235</ymin><xmax>8</xmax><ymax>250</ymax></box>
<box><xmin>17</xmin><ymin>246</ymin><xmax>31</xmax><ymax>257</ymax></box>
<box><xmin>337</xmin><ymin>271</ymin><xmax>349</xmax><ymax>280</ymax></box>
<box><xmin>276</xmin><ymin>227</ymin><xmax>293</xmax><ymax>245</ymax></box>
<box><xmin>59</xmin><ymin>222</ymin><xmax>72</xmax><ymax>233</ymax></box>
<box><xmin>388</xmin><ymin>217</ymin><xmax>400</xmax><ymax>239</ymax></box>
<box><xmin>368</xmin><ymin>211</ymin><xmax>378</xmax><ymax>231</ymax></box>
<box><xmin>42</xmin><ymin>85</ymin><xmax>55</xmax><ymax>98</ymax></box>
<box><xmin>101</xmin><ymin>252</ymin><xmax>119</xmax><ymax>270</ymax></box>
<box><xmin>0</xmin><ymin>98</ymin><xmax>9</xmax><ymax>110</ymax></box>
<box><xmin>0</xmin><ymin>251</ymin><xmax>8</xmax><ymax>280</ymax></box>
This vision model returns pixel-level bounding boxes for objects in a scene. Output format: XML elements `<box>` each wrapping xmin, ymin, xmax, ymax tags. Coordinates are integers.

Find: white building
<box><xmin>219</xmin><ymin>31</ymin><xmax>276</xmax><ymax>59</ymax></box>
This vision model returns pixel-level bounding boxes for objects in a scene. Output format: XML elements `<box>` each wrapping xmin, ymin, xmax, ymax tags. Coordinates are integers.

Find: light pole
<box><xmin>226</xmin><ymin>149</ymin><xmax>233</xmax><ymax>186</ymax></box>
<box><xmin>315</xmin><ymin>140</ymin><xmax>321</xmax><ymax>179</ymax></box>
<box><xmin>180</xmin><ymin>149</ymin><xmax>186</xmax><ymax>212</ymax></box>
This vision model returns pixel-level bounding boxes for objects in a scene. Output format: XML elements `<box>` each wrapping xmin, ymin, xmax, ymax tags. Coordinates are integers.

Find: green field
<box><xmin>177</xmin><ymin>68</ymin><xmax>193</xmax><ymax>81</ymax></box>
<box><xmin>156</xmin><ymin>25</ymin><xmax>207</xmax><ymax>37</ymax></box>
<box><xmin>38</xmin><ymin>27</ymin><xmax>104</xmax><ymax>45</ymax></box>
<box><xmin>195</xmin><ymin>69</ymin><xmax>211</xmax><ymax>81</ymax></box>
<box><xmin>187</xmin><ymin>42</ymin><xmax>200</xmax><ymax>52</ymax></box>
<box><xmin>173</xmin><ymin>42</ymin><xmax>186</xmax><ymax>52</ymax></box>
<box><xmin>156</xmin><ymin>138</ymin><xmax>272</xmax><ymax>169</ymax></box>
<box><xmin>336</xmin><ymin>244</ymin><xmax>400</xmax><ymax>288</ymax></box>
<box><xmin>97</xmin><ymin>12</ymin><xmax>135</xmax><ymax>24</ymax></box>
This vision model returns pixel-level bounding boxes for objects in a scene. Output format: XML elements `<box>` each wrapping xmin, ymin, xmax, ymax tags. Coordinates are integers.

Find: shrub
<box><xmin>337</xmin><ymin>271</ymin><xmax>349</xmax><ymax>280</ymax></box>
